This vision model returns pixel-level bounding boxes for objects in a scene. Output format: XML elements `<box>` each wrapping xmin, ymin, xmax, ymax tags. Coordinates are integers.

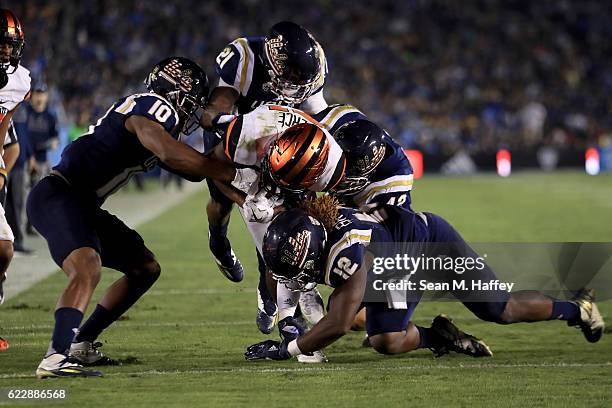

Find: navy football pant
<box><xmin>26</xmin><ymin>175</ymin><xmax>152</xmax><ymax>270</ymax></box>
<box><xmin>365</xmin><ymin>212</ymin><xmax>510</xmax><ymax>336</ymax></box>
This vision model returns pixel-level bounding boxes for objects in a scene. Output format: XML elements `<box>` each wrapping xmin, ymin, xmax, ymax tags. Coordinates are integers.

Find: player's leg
<box><xmin>206</xmin><ymin>178</ymin><xmax>243</xmax><ymax>282</ymax></box>
<box><xmin>256</xmin><ymin>250</ymin><xmax>278</xmax><ymax>333</ymax></box>
<box><xmin>70</xmin><ymin>208</ymin><xmax>160</xmax><ymax>365</ymax></box>
<box><xmin>0</xmin><ymin>198</ymin><xmax>14</xmax><ymax>304</ymax></box>
<box><xmin>26</xmin><ymin>176</ymin><xmax>102</xmax><ymax>378</ymax></box>
<box><xmin>425</xmin><ymin>212</ymin><xmax>605</xmax><ymax>342</ymax></box>
<box><xmin>366</xmin><ymin>302</ymin><xmax>492</xmax><ymax>357</ymax></box>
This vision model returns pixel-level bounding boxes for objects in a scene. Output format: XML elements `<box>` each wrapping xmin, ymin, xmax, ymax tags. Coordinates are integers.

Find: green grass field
<box><xmin>1</xmin><ymin>171</ymin><xmax>611</xmax><ymax>407</ymax></box>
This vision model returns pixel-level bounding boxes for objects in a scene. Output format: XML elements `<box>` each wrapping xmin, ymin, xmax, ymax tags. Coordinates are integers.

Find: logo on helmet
<box><xmin>280</xmin><ymin>230</ymin><xmax>311</xmax><ymax>269</ymax></box>
<box><xmin>265</xmin><ymin>35</ymin><xmax>288</xmax><ymax>75</ymax></box>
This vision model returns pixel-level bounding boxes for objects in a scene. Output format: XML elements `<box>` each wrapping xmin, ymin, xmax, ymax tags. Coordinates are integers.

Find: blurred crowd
<box><xmin>5</xmin><ymin>0</ymin><xmax>612</xmax><ymax>156</ymax></box>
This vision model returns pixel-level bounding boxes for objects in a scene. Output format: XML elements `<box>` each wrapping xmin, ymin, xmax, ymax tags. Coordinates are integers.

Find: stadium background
<box><xmin>5</xmin><ymin>0</ymin><xmax>612</xmax><ymax>173</ymax></box>
<box><xmin>1</xmin><ymin>1</ymin><xmax>611</xmax><ymax>406</ymax></box>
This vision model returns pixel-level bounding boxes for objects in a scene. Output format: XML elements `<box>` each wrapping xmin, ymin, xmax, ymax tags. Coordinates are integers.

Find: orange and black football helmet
<box><xmin>0</xmin><ymin>9</ymin><xmax>25</xmax><ymax>69</ymax></box>
<box><xmin>263</xmin><ymin>123</ymin><xmax>331</xmax><ymax>192</ymax></box>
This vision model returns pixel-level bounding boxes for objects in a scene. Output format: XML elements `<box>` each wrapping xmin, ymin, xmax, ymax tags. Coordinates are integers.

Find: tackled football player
<box><xmin>26</xmin><ymin>58</ymin><xmax>252</xmax><ymax>378</ymax></box>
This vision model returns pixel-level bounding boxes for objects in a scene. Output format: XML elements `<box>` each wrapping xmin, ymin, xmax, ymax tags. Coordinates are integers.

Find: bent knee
<box><xmin>63</xmin><ymin>247</ymin><xmax>102</xmax><ymax>285</ymax></box>
<box><xmin>369</xmin><ymin>333</ymin><xmax>405</xmax><ymax>355</ymax></box>
<box><xmin>127</xmin><ymin>260</ymin><xmax>161</xmax><ymax>283</ymax></box>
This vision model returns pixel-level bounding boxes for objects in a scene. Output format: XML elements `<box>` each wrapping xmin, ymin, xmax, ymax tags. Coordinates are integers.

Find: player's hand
<box><xmin>278</xmin><ymin>316</ymin><xmax>305</xmax><ymax>342</ymax></box>
<box><xmin>243</xmin><ymin>187</ymin><xmax>284</xmax><ymax>223</ymax></box>
<box><xmin>231</xmin><ymin>167</ymin><xmax>259</xmax><ymax>191</ymax></box>
<box><xmin>244</xmin><ymin>339</ymin><xmax>291</xmax><ymax>361</ymax></box>
<box><xmin>210</xmin><ymin>112</ymin><xmax>236</xmax><ymax>134</ymax></box>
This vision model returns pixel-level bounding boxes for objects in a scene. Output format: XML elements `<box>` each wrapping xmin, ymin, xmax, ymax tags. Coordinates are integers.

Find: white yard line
<box><xmin>3</xmin><ymin>182</ymin><xmax>203</xmax><ymax>302</ymax></box>
<box><xmin>0</xmin><ymin>362</ymin><xmax>610</xmax><ymax>380</ymax></box>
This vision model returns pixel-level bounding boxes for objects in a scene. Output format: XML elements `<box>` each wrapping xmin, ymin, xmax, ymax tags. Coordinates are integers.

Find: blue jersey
<box><xmin>215</xmin><ymin>36</ymin><xmax>326</xmax><ymax>114</ymax></box>
<box><xmin>323</xmin><ymin>205</ymin><xmax>427</xmax><ymax>288</ymax></box>
<box><xmin>313</xmin><ymin>104</ymin><xmax>414</xmax><ymax>210</ymax></box>
<box><xmin>53</xmin><ymin>93</ymin><xmax>179</xmax><ymax>203</ymax></box>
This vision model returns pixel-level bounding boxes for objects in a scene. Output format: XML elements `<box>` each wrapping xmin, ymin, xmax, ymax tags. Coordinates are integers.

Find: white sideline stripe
<box><xmin>145</xmin><ymin>288</ymin><xmax>256</xmax><ymax>296</ymax></box>
<box><xmin>3</xmin><ymin>321</ymin><xmax>255</xmax><ymax>332</ymax></box>
<box><xmin>4</xmin><ymin>183</ymin><xmax>203</xmax><ymax>301</ymax></box>
<box><xmin>0</xmin><ymin>362</ymin><xmax>610</xmax><ymax>380</ymax></box>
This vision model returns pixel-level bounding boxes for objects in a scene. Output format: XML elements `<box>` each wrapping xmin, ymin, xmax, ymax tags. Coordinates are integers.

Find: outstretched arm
<box><xmin>295</xmin><ymin>264</ymin><xmax>367</xmax><ymax>354</ymax></box>
<box><xmin>126</xmin><ymin>115</ymin><xmax>236</xmax><ymax>183</ymax></box>
<box><xmin>200</xmin><ymin>87</ymin><xmax>239</xmax><ymax>129</ymax></box>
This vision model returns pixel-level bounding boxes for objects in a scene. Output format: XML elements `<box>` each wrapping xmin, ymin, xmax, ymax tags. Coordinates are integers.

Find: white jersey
<box><xmin>223</xmin><ymin>104</ymin><xmax>344</xmax><ymax>192</ymax></box>
<box><xmin>0</xmin><ymin>64</ymin><xmax>30</xmax><ymax>118</ymax></box>
<box><xmin>0</xmin><ymin>64</ymin><xmax>28</xmax><ymax>242</ymax></box>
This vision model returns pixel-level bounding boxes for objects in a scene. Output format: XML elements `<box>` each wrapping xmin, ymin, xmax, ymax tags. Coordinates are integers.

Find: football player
<box><xmin>26</xmin><ymin>57</ymin><xmax>251</xmax><ymax>378</ymax></box>
<box><xmin>200</xmin><ymin>21</ymin><xmax>328</xmax><ymax>333</ymax></box>
<box><xmin>265</xmin><ymin>118</ymin><xmax>415</xmax><ymax>338</ymax></box>
<box><xmin>0</xmin><ymin>9</ymin><xmax>30</xmax><ymax>306</ymax></box>
<box><xmin>0</xmin><ymin>9</ymin><xmax>29</xmax><ymax>352</ymax></box>
<box><xmin>245</xmin><ymin>198</ymin><xmax>604</xmax><ymax>361</ymax></box>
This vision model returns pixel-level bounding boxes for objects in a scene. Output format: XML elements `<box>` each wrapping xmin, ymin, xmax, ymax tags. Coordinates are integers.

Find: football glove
<box><xmin>278</xmin><ymin>316</ymin><xmax>305</xmax><ymax>342</ymax></box>
<box><xmin>243</xmin><ymin>187</ymin><xmax>284</xmax><ymax>223</ymax></box>
<box><xmin>231</xmin><ymin>167</ymin><xmax>259</xmax><ymax>191</ymax></box>
<box><xmin>244</xmin><ymin>339</ymin><xmax>291</xmax><ymax>361</ymax></box>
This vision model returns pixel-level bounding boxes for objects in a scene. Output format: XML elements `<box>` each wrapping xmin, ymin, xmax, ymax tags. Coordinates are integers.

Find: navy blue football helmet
<box><xmin>331</xmin><ymin>120</ymin><xmax>387</xmax><ymax>196</ymax></box>
<box><xmin>263</xmin><ymin>208</ymin><xmax>327</xmax><ymax>291</ymax></box>
<box><xmin>145</xmin><ymin>57</ymin><xmax>209</xmax><ymax>134</ymax></box>
<box><xmin>263</xmin><ymin>21</ymin><xmax>323</xmax><ymax>105</ymax></box>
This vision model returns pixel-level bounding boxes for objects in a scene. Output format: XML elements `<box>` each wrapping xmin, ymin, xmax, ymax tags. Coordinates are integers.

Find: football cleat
<box><xmin>69</xmin><ymin>341</ymin><xmax>121</xmax><ymax>366</ymax></box>
<box><xmin>256</xmin><ymin>283</ymin><xmax>278</xmax><ymax>334</ymax></box>
<box><xmin>297</xmin><ymin>349</ymin><xmax>328</xmax><ymax>363</ymax></box>
<box><xmin>208</xmin><ymin>233</ymin><xmax>244</xmax><ymax>282</ymax></box>
<box><xmin>0</xmin><ymin>337</ymin><xmax>9</xmax><ymax>351</ymax></box>
<box><xmin>362</xmin><ymin>335</ymin><xmax>372</xmax><ymax>348</ymax></box>
<box><xmin>36</xmin><ymin>353</ymin><xmax>103</xmax><ymax>379</ymax></box>
<box><xmin>567</xmin><ymin>288</ymin><xmax>605</xmax><ymax>343</ymax></box>
<box><xmin>430</xmin><ymin>315</ymin><xmax>493</xmax><ymax>358</ymax></box>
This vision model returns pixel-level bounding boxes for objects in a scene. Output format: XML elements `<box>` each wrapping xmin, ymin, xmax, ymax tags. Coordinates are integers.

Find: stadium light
<box><xmin>496</xmin><ymin>149</ymin><xmax>511</xmax><ymax>177</ymax></box>
<box><xmin>585</xmin><ymin>148</ymin><xmax>600</xmax><ymax>176</ymax></box>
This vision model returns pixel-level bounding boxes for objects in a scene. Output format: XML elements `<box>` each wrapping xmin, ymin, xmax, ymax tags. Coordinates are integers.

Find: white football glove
<box><xmin>231</xmin><ymin>167</ymin><xmax>259</xmax><ymax>191</ymax></box>
<box><xmin>243</xmin><ymin>189</ymin><xmax>284</xmax><ymax>223</ymax></box>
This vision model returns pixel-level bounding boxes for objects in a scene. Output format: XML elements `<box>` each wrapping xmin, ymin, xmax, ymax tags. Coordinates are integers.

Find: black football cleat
<box><xmin>567</xmin><ymin>288</ymin><xmax>605</xmax><ymax>343</ymax></box>
<box><xmin>209</xmin><ymin>233</ymin><xmax>244</xmax><ymax>282</ymax></box>
<box><xmin>69</xmin><ymin>341</ymin><xmax>121</xmax><ymax>366</ymax></box>
<box><xmin>430</xmin><ymin>315</ymin><xmax>493</xmax><ymax>358</ymax></box>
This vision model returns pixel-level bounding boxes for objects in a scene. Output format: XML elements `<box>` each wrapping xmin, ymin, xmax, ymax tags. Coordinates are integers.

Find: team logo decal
<box><xmin>280</xmin><ymin>230</ymin><xmax>311</xmax><ymax>268</ymax></box>
<box><xmin>266</xmin><ymin>35</ymin><xmax>288</xmax><ymax>75</ymax></box>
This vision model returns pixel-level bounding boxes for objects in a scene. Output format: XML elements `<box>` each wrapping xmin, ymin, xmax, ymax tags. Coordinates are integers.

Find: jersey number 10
<box><xmin>148</xmin><ymin>100</ymin><xmax>173</xmax><ymax>123</ymax></box>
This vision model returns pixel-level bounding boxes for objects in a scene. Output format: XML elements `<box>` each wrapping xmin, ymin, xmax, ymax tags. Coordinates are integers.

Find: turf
<box><xmin>1</xmin><ymin>171</ymin><xmax>611</xmax><ymax>407</ymax></box>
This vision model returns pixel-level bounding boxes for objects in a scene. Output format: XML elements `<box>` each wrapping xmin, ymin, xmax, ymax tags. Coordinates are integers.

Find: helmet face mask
<box><xmin>144</xmin><ymin>57</ymin><xmax>209</xmax><ymax>135</ymax></box>
<box><xmin>263</xmin><ymin>21</ymin><xmax>323</xmax><ymax>105</ymax></box>
<box><xmin>330</xmin><ymin>120</ymin><xmax>387</xmax><ymax>196</ymax></box>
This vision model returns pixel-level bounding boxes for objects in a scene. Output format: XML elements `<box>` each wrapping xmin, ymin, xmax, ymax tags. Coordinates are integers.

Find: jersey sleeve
<box><xmin>324</xmin><ymin>229</ymin><xmax>372</xmax><ymax>287</ymax></box>
<box><xmin>121</xmin><ymin>94</ymin><xmax>179</xmax><ymax>134</ymax></box>
<box><xmin>215</xmin><ymin>38</ymin><xmax>254</xmax><ymax>97</ymax></box>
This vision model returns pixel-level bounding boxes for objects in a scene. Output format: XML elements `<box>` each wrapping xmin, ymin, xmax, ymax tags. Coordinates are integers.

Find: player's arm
<box><xmin>200</xmin><ymin>42</ymin><xmax>244</xmax><ymax>129</ymax></box>
<box><xmin>295</xmin><ymin>260</ymin><xmax>368</xmax><ymax>354</ymax></box>
<box><xmin>125</xmin><ymin>115</ymin><xmax>236</xmax><ymax>183</ymax></box>
<box><xmin>0</xmin><ymin>108</ymin><xmax>19</xmax><ymax>188</ymax></box>
<box><xmin>3</xmin><ymin>143</ymin><xmax>19</xmax><ymax>174</ymax></box>
<box><xmin>200</xmin><ymin>87</ymin><xmax>239</xmax><ymax>129</ymax></box>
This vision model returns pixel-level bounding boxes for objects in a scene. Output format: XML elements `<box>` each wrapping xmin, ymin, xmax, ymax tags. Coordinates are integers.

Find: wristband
<box><xmin>287</xmin><ymin>339</ymin><xmax>302</xmax><ymax>357</ymax></box>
